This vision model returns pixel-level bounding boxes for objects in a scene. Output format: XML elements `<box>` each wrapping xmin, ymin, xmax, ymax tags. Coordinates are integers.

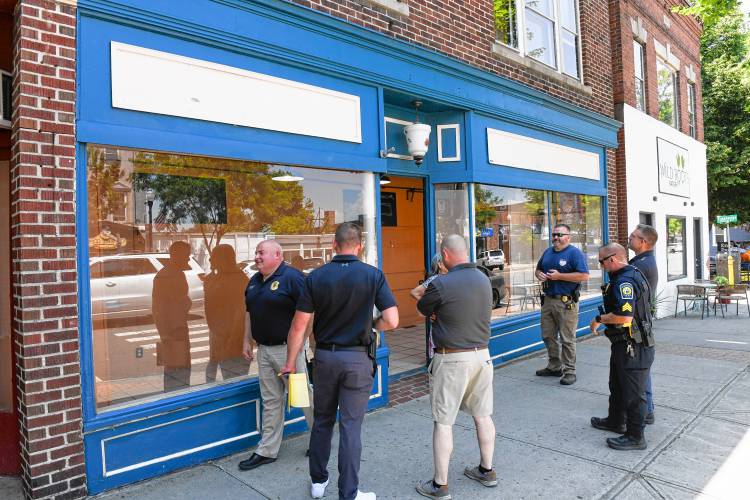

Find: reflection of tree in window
<box><xmin>494</xmin><ymin>0</ymin><xmax>518</xmax><ymax>48</ymax></box>
<box><xmin>131</xmin><ymin>153</ymin><xmax>316</xmax><ymax>253</ymax></box>
<box><xmin>88</xmin><ymin>147</ymin><xmax>126</xmax><ymax>224</ymax></box>
<box><xmin>657</xmin><ymin>60</ymin><xmax>675</xmax><ymax>125</ymax></box>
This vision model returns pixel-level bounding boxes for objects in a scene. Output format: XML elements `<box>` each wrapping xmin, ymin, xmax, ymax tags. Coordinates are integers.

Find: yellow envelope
<box><xmin>288</xmin><ymin>373</ymin><xmax>310</xmax><ymax>408</ymax></box>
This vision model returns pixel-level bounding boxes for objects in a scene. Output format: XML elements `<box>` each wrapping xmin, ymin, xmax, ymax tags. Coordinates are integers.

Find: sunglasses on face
<box><xmin>552</xmin><ymin>233</ymin><xmax>570</xmax><ymax>238</ymax></box>
<box><xmin>598</xmin><ymin>254</ymin><xmax>616</xmax><ymax>265</ymax></box>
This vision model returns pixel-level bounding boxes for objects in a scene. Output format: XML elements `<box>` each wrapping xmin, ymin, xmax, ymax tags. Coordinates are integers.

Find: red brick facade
<box><xmin>10</xmin><ymin>0</ymin><xmax>84</xmax><ymax>498</ymax></box>
<box><xmin>609</xmin><ymin>0</ymin><xmax>703</xmax><ymax>242</ymax></box>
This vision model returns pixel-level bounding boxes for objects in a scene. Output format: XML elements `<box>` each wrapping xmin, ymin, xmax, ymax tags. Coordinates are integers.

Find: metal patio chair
<box><xmin>713</xmin><ymin>284</ymin><xmax>750</xmax><ymax>317</ymax></box>
<box><xmin>674</xmin><ymin>285</ymin><xmax>709</xmax><ymax>319</ymax></box>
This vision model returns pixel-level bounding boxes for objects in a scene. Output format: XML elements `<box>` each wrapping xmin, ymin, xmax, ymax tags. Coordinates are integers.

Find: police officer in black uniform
<box><xmin>589</xmin><ymin>243</ymin><xmax>655</xmax><ymax>450</ymax></box>
<box><xmin>281</xmin><ymin>222</ymin><xmax>399</xmax><ymax>500</ymax></box>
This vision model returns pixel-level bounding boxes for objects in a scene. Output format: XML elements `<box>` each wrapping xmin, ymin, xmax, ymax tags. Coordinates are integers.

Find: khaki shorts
<box><xmin>428</xmin><ymin>348</ymin><xmax>493</xmax><ymax>425</ymax></box>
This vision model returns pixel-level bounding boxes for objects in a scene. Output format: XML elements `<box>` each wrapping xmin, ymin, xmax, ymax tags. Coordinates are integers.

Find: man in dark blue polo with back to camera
<box><xmin>535</xmin><ymin>224</ymin><xmax>589</xmax><ymax>385</ymax></box>
<box><xmin>282</xmin><ymin>222</ymin><xmax>399</xmax><ymax>500</ymax></box>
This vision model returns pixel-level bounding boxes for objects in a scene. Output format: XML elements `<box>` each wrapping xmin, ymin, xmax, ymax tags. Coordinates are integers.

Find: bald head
<box><xmin>255</xmin><ymin>239</ymin><xmax>283</xmax><ymax>278</ymax></box>
<box><xmin>440</xmin><ymin>234</ymin><xmax>468</xmax><ymax>269</ymax></box>
<box><xmin>598</xmin><ymin>242</ymin><xmax>628</xmax><ymax>271</ymax></box>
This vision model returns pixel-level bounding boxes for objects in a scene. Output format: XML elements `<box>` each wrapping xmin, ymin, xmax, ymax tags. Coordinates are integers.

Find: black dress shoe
<box><xmin>644</xmin><ymin>412</ymin><xmax>655</xmax><ymax>425</ymax></box>
<box><xmin>238</xmin><ymin>453</ymin><xmax>276</xmax><ymax>471</ymax></box>
<box><xmin>536</xmin><ymin>367</ymin><xmax>563</xmax><ymax>377</ymax></box>
<box><xmin>607</xmin><ymin>435</ymin><xmax>647</xmax><ymax>451</ymax></box>
<box><xmin>590</xmin><ymin>417</ymin><xmax>626</xmax><ymax>434</ymax></box>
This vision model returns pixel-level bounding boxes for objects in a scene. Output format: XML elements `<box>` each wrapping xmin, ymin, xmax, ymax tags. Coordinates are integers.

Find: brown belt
<box><xmin>433</xmin><ymin>346</ymin><xmax>488</xmax><ymax>354</ymax></box>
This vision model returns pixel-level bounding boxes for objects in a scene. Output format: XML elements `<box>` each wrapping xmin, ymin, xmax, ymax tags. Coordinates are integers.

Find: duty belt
<box><xmin>433</xmin><ymin>346</ymin><xmax>488</xmax><ymax>354</ymax></box>
<box><xmin>545</xmin><ymin>294</ymin><xmax>573</xmax><ymax>303</ymax></box>
<box><xmin>604</xmin><ymin>332</ymin><xmax>629</xmax><ymax>344</ymax></box>
<box><xmin>316</xmin><ymin>343</ymin><xmax>367</xmax><ymax>352</ymax></box>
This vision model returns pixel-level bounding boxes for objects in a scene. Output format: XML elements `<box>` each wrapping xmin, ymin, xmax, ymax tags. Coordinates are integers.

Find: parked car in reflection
<box><xmin>89</xmin><ymin>253</ymin><xmax>205</xmax><ymax>321</ymax></box>
<box><xmin>477</xmin><ymin>265</ymin><xmax>507</xmax><ymax>309</ymax></box>
<box><xmin>477</xmin><ymin>250</ymin><xmax>505</xmax><ymax>270</ymax></box>
<box><xmin>238</xmin><ymin>260</ymin><xmax>259</xmax><ymax>279</ymax></box>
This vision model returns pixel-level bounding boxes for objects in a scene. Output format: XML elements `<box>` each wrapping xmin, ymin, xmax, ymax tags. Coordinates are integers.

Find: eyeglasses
<box><xmin>598</xmin><ymin>254</ymin><xmax>616</xmax><ymax>265</ymax></box>
<box><xmin>551</xmin><ymin>232</ymin><xmax>570</xmax><ymax>238</ymax></box>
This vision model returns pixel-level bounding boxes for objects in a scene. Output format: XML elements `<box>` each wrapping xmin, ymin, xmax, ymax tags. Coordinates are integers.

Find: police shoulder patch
<box><xmin>621</xmin><ymin>303</ymin><xmax>633</xmax><ymax>313</ymax></box>
<box><xmin>619</xmin><ymin>282</ymin><xmax>634</xmax><ymax>300</ymax></box>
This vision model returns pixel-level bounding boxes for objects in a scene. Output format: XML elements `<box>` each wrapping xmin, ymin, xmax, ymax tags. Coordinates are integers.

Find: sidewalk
<box><xmin>10</xmin><ymin>314</ymin><xmax>750</xmax><ymax>499</ymax></box>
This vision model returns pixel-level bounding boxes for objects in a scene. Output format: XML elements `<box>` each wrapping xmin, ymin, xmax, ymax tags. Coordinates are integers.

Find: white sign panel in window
<box><xmin>486</xmin><ymin>128</ymin><xmax>599</xmax><ymax>180</ymax></box>
<box><xmin>656</xmin><ymin>137</ymin><xmax>690</xmax><ymax>198</ymax></box>
<box><xmin>110</xmin><ymin>42</ymin><xmax>362</xmax><ymax>143</ymax></box>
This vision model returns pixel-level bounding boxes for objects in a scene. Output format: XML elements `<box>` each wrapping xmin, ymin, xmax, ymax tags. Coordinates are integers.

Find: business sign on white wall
<box><xmin>657</xmin><ymin>137</ymin><xmax>690</xmax><ymax>198</ymax></box>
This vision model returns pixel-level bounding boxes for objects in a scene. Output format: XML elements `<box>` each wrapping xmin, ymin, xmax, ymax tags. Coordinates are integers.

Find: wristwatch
<box><xmin>595</xmin><ymin>315</ymin><xmax>602</xmax><ymax>323</ymax></box>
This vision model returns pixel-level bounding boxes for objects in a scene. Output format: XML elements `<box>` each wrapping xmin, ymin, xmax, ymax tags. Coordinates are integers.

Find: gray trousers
<box><xmin>255</xmin><ymin>344</ymin><xmax>314</xmax><ymax>459</ymax></box>
<box><xmin>540</xmin><ymin>297</ymin><xmax>579</xmax><ymax>375</ymax></box>
<box><xmin>309</xmin><ymin>348</ymin><xmax>373</xmax><ymax>500</ymax></box>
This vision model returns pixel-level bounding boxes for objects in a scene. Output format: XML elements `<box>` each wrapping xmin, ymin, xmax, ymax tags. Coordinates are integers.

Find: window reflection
<box><xmin>667</xmin><ymin>216</ymin><xmax>687</xmax><ymax>280</ymax></box>
<box><xmin>474</xmin><ymin>185</ymin><xmax>603</xmax><ymax>321</ymax></box>
<box><xmin>88</xmin><ymin>145</ymin><xmax>376</xmax><ymax>410</ymax></box>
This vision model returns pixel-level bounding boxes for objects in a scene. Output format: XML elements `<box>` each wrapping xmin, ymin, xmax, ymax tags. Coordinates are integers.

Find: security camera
<box><xmin>404</xmin><ymin>122</ymin><xmax>431</xmax><ymax>167</ymax></box>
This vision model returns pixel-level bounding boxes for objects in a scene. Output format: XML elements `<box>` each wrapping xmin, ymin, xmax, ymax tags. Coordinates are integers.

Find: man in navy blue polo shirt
<box><xmin>238</xmin><ymin>240</ymin><xmax>313</xmax><ymax>471</ymax></box>
<box><xmin>281</xmin><ymin>222</ymin><xmax>399</xmax><ymax>500</ymax></box>
<box><xmin>628</xmin><ymin>224</ymin><xmax>658</xmax><ymax>424</ymax></box>
<box><xmin>535</xmin><ymin>224</ymin><xmax>589</xmax><ymax>386</ymax></box>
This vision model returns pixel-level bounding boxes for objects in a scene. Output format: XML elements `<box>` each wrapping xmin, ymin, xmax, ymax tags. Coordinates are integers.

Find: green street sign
<box><xmin>716</xmin><ymin>214</ymin><xmax>738</xmax><ymax>224</ymax></box>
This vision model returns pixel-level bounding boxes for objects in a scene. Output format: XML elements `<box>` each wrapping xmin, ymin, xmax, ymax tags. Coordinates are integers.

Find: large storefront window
<box><xmin>87</xmin><ymin>145</ymin><xmax>377</xmax><ymax>410</ymax></box>
<box><xmin>667</xmin><ymin>216</ymin><xmax>687</xmax><ymax>280</ymax></box>
<box><xmin>474</xmin><ymin>185</ymin><xmax>602</xmax><ymax>320</ymax></box>
<box><xmin>435</xmin><ymin>183</ymin><xmax>470</xmax><ymax>249</ymax></box>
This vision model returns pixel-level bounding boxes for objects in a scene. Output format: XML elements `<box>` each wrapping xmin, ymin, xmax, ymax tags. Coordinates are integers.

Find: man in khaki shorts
<box><xmin>414</xmin><ymin>235</ymin><xmax>497</xmax><ymax>499</ymax></box>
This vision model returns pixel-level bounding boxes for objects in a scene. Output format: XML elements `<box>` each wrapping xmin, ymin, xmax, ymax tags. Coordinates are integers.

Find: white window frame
<box><xmin>656</xmin><ymin>57</ymin><xmax>679</xmax><ymax>129</ymax></box>
<box><xmin>633</xmin><ymin>40</ymin><xmax>646</xmax><ymax>112</ymax></box>
<box><xmin>0</xmin><ymin>70</ymin><xmax>11</xmax><ymax>129</ymax></box>
<box><xmin>687</xmin><ymin>81</ymin><xmax>696</xmax><ymax>138</ymax></box>
<box><xmin>495</xmin><ymin>0</ymin><xmax>583</xmax><ymax>81</ymax></box>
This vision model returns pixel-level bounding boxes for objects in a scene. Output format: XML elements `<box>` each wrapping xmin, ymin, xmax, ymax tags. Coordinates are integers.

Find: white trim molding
<box><xmin>110</xmin><ymin>42</ymin><xmax>363</xmax><ymax>143</ymax></box>
<box><xmin>654</xmin><ymin>39</ymin><xmax>681</xmax><ymax>70</ymax></box>
<box><xmin>630</xmin><ymin>16</ymin><xmax>648</xmax><ymax>43</ymax></box>
<box><xmin>437</xmin><ymin>124</ymin><xmax>461</xmax><ymax>162</ymax></box>
<box><xmin>358</xmin><ymin>0</ymin><xmax>409</xmax><ymax>17</ymax></box>
<box><xmin>684</xmin><ymin>64</ymin><xmax>697</xmax><ymax>83</ymax></box>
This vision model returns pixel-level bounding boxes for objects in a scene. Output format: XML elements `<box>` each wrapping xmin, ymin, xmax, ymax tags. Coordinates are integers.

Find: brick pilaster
<box><xmin>10</xmin><ymin>1</ymin><xmax>84</xmax><ymax>498</ymax></box>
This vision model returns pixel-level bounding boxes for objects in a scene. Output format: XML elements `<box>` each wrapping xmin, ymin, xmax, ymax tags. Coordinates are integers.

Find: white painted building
<box><xmin>621</xmin><ymin>104</ymin><xmax>709</xmax><ymax>317</ymax></box>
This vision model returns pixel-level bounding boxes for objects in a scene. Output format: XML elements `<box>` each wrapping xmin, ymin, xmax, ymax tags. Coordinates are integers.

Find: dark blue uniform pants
<box><xmin>607</xmin><ymin>341</ymin><xmax>655</xmax><ymax>439</ymax></box>
<box><xmin>309</xmin><ymin>349</ymin><xmax>374</xmax><ymax>500</ymax></box>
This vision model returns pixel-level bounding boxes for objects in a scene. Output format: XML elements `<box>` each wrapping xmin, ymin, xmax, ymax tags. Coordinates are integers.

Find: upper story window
<box><xmin>633</xmin><ymin>41</ymin><xmax>646</xmax><ymax>112</ymax></box>
<box><xmin>687</xmin><ymin>82</ymin><xmax>696</xmax><ymax>138</ymax></box>
<box><xmin>494</xmin><ymin>0</ymin><xmax>581</xmax><ymax>79</ymax></box>
<box><xmin>656</xmin><ymin>58</ymin><xmax>680</xmax><ymax>128</ymax></box>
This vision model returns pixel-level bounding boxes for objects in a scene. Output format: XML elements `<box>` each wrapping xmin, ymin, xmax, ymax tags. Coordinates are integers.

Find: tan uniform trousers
<box><xmin>540</xmin><ymin>297</ymin><xmax>579</xmax><ymax>375</ymax></box>
<box><xmin>255</xmin><ymin>344</ymin><xmax>314</xmax><ymax>459</ymax></box>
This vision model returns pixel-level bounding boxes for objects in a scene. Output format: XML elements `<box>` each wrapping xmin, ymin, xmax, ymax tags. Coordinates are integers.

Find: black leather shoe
<box><xmin>560</xmin><ymin>374</ymin><xmax>577</xmax><ymax>385</ymax></box>
<box><xmin>607</xmin><ymin>435</ymin><xmax>647</xmax><ymax>451</ymax></box>
<box><xmin>591</xmin><ymin>417</ymin><xmax>626</xmax><ymax>434</ymax></box>
<box><xmin>238</xmin><ymin>453</ymin><xmax>276</xmax><ymax>471</ymax></box>
<box><xmin>305</xmin><ymin>449</ymin><xmax>310</xmax><ymax>457</ymax></box>
<box><xmin>644</xmin><ymin>412</ymin><xmax>655</xmax><ymax>425</ymax></box>
<box><xmin>536</xmin><ymin>367</ymin><xmax>563</xmax><ymax>377</ymax></box>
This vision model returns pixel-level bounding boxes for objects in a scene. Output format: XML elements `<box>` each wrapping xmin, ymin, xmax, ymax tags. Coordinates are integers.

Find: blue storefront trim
<box><xmin>76</xmin><ymin>0</ymin><xmax>617</xmax><ymax>493</ymax></box>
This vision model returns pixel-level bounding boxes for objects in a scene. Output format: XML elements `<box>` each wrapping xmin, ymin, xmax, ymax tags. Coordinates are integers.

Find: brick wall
<box><xmin>609</xmin><ymin>0</ymin><xmax>702</xmax><ymax>238</ymax></box>
<box><xmin>10</xmin><ymin>0</ymin><xmax>84</xmax><ymax>498</ymax></box>
<box><xmin>289</xmin><ymin>0</ymin><xmax>615</xmax><ymax>119</ymax></box>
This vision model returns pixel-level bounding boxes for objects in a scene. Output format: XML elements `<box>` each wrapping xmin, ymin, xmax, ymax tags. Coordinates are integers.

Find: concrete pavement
<box><xmin>6</xmin><ymin>313</ymin><xmax>750</xmax><ymax>499</ymax></box>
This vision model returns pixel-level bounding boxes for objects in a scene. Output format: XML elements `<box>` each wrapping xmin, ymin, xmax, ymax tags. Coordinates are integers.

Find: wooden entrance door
<box><xmin>381</xmin><ymin>177</ymin><xmax>425</xmax><ymax>328</ymax></box>
<box><xmin>0</xmin><ymin>159</ymin><xmax>19</xmax><ymax>474</ymax></box>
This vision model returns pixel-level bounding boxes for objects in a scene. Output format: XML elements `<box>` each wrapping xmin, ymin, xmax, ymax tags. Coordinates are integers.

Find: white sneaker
<box><xmin>354</xmin><ymin>491</ymin><xmax>376</xmax><ymax>500</ymax></box>
<box><xmin>311</xmin><ymin>479</ymin><xmax>329</xmax><ymax>498</ymax></box>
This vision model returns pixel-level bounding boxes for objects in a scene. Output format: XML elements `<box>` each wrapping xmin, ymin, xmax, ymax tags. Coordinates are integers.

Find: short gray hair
<box><xmin>440</xmin><ymin>234</ymin><xmax>467</xmax><ymax>255</ymax></box>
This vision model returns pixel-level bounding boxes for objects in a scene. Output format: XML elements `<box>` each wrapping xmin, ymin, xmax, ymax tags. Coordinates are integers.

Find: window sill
<box><xmin>358</xmin><ymin>0</ymin><xmax>409</xmax><ymax>17</ymax></box>
<box><xmin>491</xmin><ymin>42</ymin><xmax>592</xmax><ymax>97</ymax></box>
<box><xmin>667</xmin><ymin>275</ymin><xmax>687</xmax><ymax>282</ymax></box>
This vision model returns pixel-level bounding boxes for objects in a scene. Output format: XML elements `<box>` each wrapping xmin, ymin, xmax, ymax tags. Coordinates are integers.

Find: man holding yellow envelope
<box><xmin>238</xmin><ymin>239</ymin><xmax>314</xmax><ymax>471</ymax></box>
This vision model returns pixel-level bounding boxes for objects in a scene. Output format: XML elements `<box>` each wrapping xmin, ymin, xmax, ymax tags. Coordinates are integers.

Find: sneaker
<box><xmin>416</xmin><ymin>479</ymin><xmax>451</xmax><ymax>499</ymax></box>
<box><xmin>559</xmin><ymin>374</ymin><xmax>577</xmax><ymax>385</ymax></box>
<box><xmin>354</xmin><ymin>491</ymin><xmax>376</xmax><ymax>500</ymax></box>
<box><xmin>310</xmin><ymin>479</ymin><xmax>329</xmax><ymax>498</ymax></box>
<box><xmin>644</xmin><ymin>412</ymin><xmax>655</xmax><ymax>425</ymax></box>
<box><xmin>607</xmin><ymin>434</ymin><xmax>647</xmax><ymax>451</ymax></box>
<box><xmin>464</xmin><ymin>465</ymin><xmax>498</xmax><ymax>487</ymax></box>
<box><xmin>590</xmin><ymin>416</ymin><xmax>626</xmax><ymax>434</ymax></box>
<box><xmin>535</xmin><ymin>367</ymin><xmax>563</xmax><ymax>377</ymax></box>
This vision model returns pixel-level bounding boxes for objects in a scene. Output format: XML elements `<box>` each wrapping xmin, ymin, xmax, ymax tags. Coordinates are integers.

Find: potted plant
<box><xmin>714</xmin><ymin>276</ymin><xmax>731</xmax><ymax>304</ymax></box>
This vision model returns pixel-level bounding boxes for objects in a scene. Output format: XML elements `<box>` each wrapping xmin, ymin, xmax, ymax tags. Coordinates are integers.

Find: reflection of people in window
<box><xmin>204</xmin><ymin>244</ymin><xmax>250</xmax><ymax>382</ymax></box>
<box><xmin>153</xmin><ymin>241</ymin><xmax>193</xmax><ymax>392</ymax></box>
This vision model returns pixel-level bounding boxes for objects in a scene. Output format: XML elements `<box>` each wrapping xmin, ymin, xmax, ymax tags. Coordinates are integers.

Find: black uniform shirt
<box><xmin>296</xmin><ymin>254</ymin><xmax>396</xmax><ymax>346</ymax></box>
<box><xmin>245</xmin><ymin>262</ymin><xmax>305</xmax><ymax>345</ymax></box>
<box><xmin>604</xmin><ymin>265</ymin><xmax>641</xmax><ymax>322</ymax></box>
<box><xmin>629</xmin><ymin>250</ymin><xmax>658</xmax><ymax>292</ymax></box>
